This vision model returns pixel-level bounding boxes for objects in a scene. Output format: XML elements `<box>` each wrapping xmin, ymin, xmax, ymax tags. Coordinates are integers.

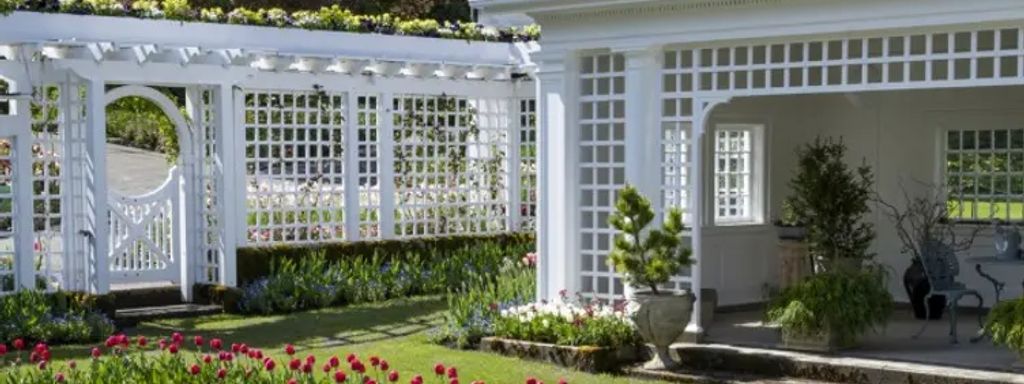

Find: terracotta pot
<box><xmin>631</xmin><ymin>291</ymin><xmax>695</xmax><ymax>370</ymax></box>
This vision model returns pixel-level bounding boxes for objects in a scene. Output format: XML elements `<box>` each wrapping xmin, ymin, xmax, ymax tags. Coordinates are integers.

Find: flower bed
<box><xmin>0</xmin><ymin>333</ymin><xmax>569</xmax><ymax>384</ymax></box>
<box><xmin>494</xmin><ymin>292</ymin><xmax>640</xmax><ymax>348</ymax></box>
<box><xmin>0</xmin><ymin>290</ymin><xmax>114</xmax><ymax>346</ymax></box>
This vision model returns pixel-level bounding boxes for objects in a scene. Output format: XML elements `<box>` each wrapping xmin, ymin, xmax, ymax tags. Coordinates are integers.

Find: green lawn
<box><xmin>42</xmin><ymin>296</ymin><xmax>664</xmax><ymax>384</ymax></box>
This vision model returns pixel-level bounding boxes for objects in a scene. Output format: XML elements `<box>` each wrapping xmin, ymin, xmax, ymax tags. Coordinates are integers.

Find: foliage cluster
<box><xmin>986</xmin><ymin>297</ymin><xmax>1024</xmax><ymax>358</ymax></box>
<box><xmin>786</xmin><ymin>137</ymin><xmax>876</xmax><ymax>269</ymax></box>
<box><xmin>766</xmin><ymin>268</ymin><xmax>893</xmax><ymax>347</ymax></box>
<box><xmin>237</xmin><ymin>240</ymin><xmax>534</xmax><ymax>315</ymax></box>
<box><xmin>493</xmin><ymin>292</ymin><xmax>639</xmax><ymax>348</ymax></box>
<box><xmin>429</xmin><ymin>254</ymin><xmax>535</xmax><ymax>348</ymax></box>
<box><xmin>1</xmin><ymin>0</ymin><xmax>540</xmax><ymax>42</ymax></box>
<box><xmin>0</xmin><ymin>290</ymin><xmax>114</xmax><ymax>345</ymax></box>
<box><xmin>607</xmin><ymin>185</ymin><xmax>692</xmax><ymax>294</ymax></box>
<box><xmin>106</xmin><ymin>95</ymin><xmax>181</xmax><ymax>162</ymax></box>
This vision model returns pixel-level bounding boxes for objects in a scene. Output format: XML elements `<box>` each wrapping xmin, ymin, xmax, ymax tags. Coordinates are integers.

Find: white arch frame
<box><xmin>102</xmin><ymin>85</ymin><xmax>194</xmax><ymax>293</ymax></box>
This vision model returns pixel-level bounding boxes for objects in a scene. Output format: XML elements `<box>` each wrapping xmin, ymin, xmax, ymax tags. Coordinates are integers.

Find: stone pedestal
<box><xmin>779</xmin><ymin>240</ymin><xmax>811</xmax><ymax>289</ymax></box>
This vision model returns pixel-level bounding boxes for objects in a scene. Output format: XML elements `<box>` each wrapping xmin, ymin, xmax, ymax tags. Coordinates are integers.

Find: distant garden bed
<box><xmin>0</xmin><ymin>1</ymin><xmax>540</xmax><ymax>43</ymax></box>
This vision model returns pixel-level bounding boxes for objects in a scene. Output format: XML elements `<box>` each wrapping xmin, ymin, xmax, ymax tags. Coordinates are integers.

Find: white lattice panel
<box><xmin>0</xmin><ymin>138</ymin><xmax>15</xmax><ymax>294</ymax></box>
<box><xmin>355</xmin><ymin>94</ymin><xmax>381</xmax><ymax>239</ymax></box>
<box><xmin>30</xmin><ymin>84</ymin><xmax>67</xmax><ymax>291</ymax></box>
<box><xmin>198</xmin><ymin>88</ymin><xmax>223</xmax><ymax>283</ymax></box>
<box><xmin>518</xmin><ymin>98</ymin><xmax>538</xmax><ymax>231</ymax></box>
<box><xmin>244</xmin><ymin>90</ymin><xmax>347</xmax><ymax>244</ymax></box>
<box><xmin>714</xmin><ymin>127</ymin><xmax>753</xmax><ymax>221</ymax></box>
<box><xmin>578</xmin><ymin>53</ymin><xmax>627</xmax><ymax>302</ymax></box>
<box><xmin>391</xmin><ymin>94</ymin><xmax>509</xmax><ymax>237</ymax></box>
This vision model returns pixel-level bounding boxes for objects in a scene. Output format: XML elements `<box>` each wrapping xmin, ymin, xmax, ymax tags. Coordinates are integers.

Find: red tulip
<box><xmin>302</xmin><ymin>363</ymin><xmax>313</xmax><ymax>374</ymax></box>
<box><xmin>168</xmin><ymin>344</ymin><xmax>179</xmax><ymax>354</ymax></box>
<box><xmin>68</xmin><ymin>361</ymin><xmax>76</xmax><ymax>370</ymax></box>
<box><xmin>434</xmin><ymin>364</ymin><xmax>445</xmax><ymax>376</ymax></box>
<box><xmin>158</xmin><ymin>339</ymin><xmax>168</xmax><ymax>350</ymax></box>
<box><xmin>12</xmin><ymin>339</ymin><xmax>23</xmax><ymax>350</ymax></box>
<box><xmin>137</xmin><ymin>336</ymin><xmax>147</xmax><ymax>347</ymax></box>
<box><xmin>346</xmin><ymin>353</ymin><xmax>357</xmax><ymax>363</ymax></box>
<box><xmin>526</xmin><ymin>379</ymin><xmax>538</xmax><ymax>384</ymax></box>
<box><xmin>54</xmin><ymin>373</ymin><xmax>65</xmax><ymax>382</ymax></box>
<box><xmin>334</xmin><ymin>370</ymin><xmax>347</xmax><ymax>383</ymax></box>
<box><xmin>323</xmin><ymin>363</ymin><xmax>332</xmax><ymax>373</ymax></box>
<box><xmin>0</xmin><ymin>343</ymin><xmax>7</xmax><ymax>355</ymax></box>
<box><xmin>380</xmin><ymin>360</ymin><xmax>389</xmax><ymax>371</ymax></box>
<box><xmin>240</xmin><ymin>344</ymin><xmax>250</xmax><ymax>354</ymax></box>
<box><xmin>369</xmin><ymin>356</ymin><xmax>381</xmax><ymax>367</ymax></box>
<box><xmin>231</xmin><ymin>343</ymin><xmax>241</xmax><ymax>353</ymax></box>
<box><xmin>194</xmin><ymin>335</ymin><xmax>205</xmax><ymax>347</ymax></box>
<box><xmin>449</xmin><ymin>379</ymin><xmax>459</xmax><ymax>384</ymax></box>
<box><xmin>411</xmin><ymin>376</ymin><xmax>424</xmax><ymax>384</ymax></box>
<box><xmin>34</xmin><ymin>342</ymin><xmax>47</xmax><ymax>354</ymax></box>
<box><xmin>351</xmin><ymin>360</ymin><xmax>366</xmax><ymax>373</ymax></box>
<box><xmin>306</xmin><ymin>355</ymin><xmax>316</xmax><ymax>365</ymax></box>
<box><xmin>211</xmin><ymin>338</ymin><xmax>223</xmax><ymax>350</ymax></box>
<box><xmin>285</xmin><ymin>344</ymin><xmax>296</xmax><ymax>356</ymax></box>
<box><xmin>171</xmin><ymin>332</ymin><xmax>184</xmax><ymax>344</ymax></box>
<box><xmin>289</xmin><ymin>358</ymin><xmax>302</xmax><ymax>371</ymax></box>
<box><xmin>388</xmin><ymin>370</ymin><xmax>399</xmax><ymax>382</ymax></box>
<box><xmin>37</xmin><ymin>361</ymin><xmax>46</xmax><ymax>370</ymax></box>
<box><xmin>287</xmin><ymin>379</ymin><xmax>298</xmax><ymax>384</ymax></box>
<box><xmin>90</xmin><ymin>347</ymin><xmax>101</xmax><ymax>359</ymax></box>
<box><xmin>203</xmin><ymin>354</ymin><xmax>213</xmax><ymax>364</ymax></box>
<box><xmin>189</xmin><ymin>363</ymin><xmax>201</xmax><ymax>375</ymax></box>
<box><xmin>447</xmin><ymin>367</ymin><xmax>458</xmax><ymax>378</ymax></box>
<box><xmin>558</xmin><ymin>380</ymin><xmax>567</xmax><ymax>384</ymax></box>
<box><xmin>217</xmin><ymin>368</ymin><xmax>227</xmax><ymax>379</ymax></box>
<box><xmin>329</xmin><ymin>355</ymin><xmax>340</xmax><ymax>367</ymax></box>
<box><xmin>264</xmin><ymin>358</ymin><xmax>276</xmax><ymax>371</ymax></box>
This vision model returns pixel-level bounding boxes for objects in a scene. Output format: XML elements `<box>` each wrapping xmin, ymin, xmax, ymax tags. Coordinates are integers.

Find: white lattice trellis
<box><xmin>0</xmin><ymin>138</ymin><xmax>15</xmax><ymax>293</ymax></box>
<box><xmin>30</xmin><ymin>83</ymin><xmax>69</xmax><ymax>291</ymax></box>
<box><xmin>355</xmin><ymin>94</ymin><xmax>382</xmax><ymax>239</ymax></box>
<box><xmin>578</xmin><ymin>53</ymin><xmax>627</xmax><ymax>302</ymax></box>
<box><xmin>244</xmin><ymin>89</ymin><xmax>347</xmax><ymax>245</ymax></box>
<box><xmin>391</xmin><ymin>94</ymin><xmax>510</xmax><ymax>238</ymax></box>
<box><xmin>518</xmin><ymin>98</ymin><xmax>538</xmax><ymax>230</ymax></box>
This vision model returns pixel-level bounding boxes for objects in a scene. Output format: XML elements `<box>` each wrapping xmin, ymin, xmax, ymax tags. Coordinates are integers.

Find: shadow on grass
<box><xmin>48</xmin><ymin>296</ymin><xmax>447</xmax><ymax>360</ymax></box>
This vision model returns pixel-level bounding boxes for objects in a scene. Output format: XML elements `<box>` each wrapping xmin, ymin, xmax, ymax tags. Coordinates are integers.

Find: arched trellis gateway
<box><xmin>0</xmin><ymin>11</ymin><xmax>537</xmax><ymax>299</ymax></box>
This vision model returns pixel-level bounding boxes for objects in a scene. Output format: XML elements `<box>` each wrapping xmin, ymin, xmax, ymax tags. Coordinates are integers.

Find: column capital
<box><xmin>611</xmin><ymin>44</ymin><xmax>663</xmax><ymax>65</ymax></box>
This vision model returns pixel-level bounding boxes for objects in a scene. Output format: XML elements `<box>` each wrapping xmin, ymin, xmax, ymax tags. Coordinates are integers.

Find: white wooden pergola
<box><xmin>472</xmin><ymin>0</ymin><xmax>1024</xmax><ymax>338</ymax></box>
<box><xmin>0</xmin><ymin>12</ymin><xmax>536</xmax><ymax>299</ymax></box>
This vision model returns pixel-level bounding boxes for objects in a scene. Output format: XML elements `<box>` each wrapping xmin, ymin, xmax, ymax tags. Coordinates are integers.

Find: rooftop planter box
<box><xmin>0</xmin><ymin>11</ymin><xmax>532</xmax><ymax>69</ymax></box>
<box><xmin>479</xmin><ymin>337</ymin><xmax>644</xmax><ymax>373</ymax></box>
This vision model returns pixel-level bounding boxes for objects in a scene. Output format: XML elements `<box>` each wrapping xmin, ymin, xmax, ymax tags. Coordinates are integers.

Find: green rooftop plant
<box><xmin>607</xmin><ymin>185</ymin><xmax>692</xmax><ymax>294</ymax></box>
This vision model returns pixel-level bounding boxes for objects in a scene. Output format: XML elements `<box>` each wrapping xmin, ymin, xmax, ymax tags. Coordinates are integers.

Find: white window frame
<box><xmin>709</xmin><ymin>122</ymin><xmax>766</xmax><ymax>226</ymax></box>
<box><xmin>939</xmin><ymin>123</ymin><xmax>1024</xmax><ymax>223</ymax></box>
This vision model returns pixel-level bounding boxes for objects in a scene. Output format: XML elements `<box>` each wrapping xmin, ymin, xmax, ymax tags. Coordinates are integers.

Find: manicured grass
<box><xmin>948</xmin><ymin>201</ymin><xmax>1024</xmax><ymax>221</ymax></box>
<box><xmin>41</xmin><ymin>296</ymin><xmax>665</xmax><ymax>384</ymax></box>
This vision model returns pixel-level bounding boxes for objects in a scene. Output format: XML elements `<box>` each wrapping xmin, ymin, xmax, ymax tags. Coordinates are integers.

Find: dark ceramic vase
<box><xmin>903</xmin><ymin>258</ymin><xmax>946</xmax><ymax>320</ymax></box>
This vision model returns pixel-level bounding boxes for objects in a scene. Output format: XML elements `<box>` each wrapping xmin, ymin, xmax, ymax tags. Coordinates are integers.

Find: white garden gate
<box><xmin>108</xmin><ymin>168</ymin><xmax>180</xmax><ymax>284</ymax></box>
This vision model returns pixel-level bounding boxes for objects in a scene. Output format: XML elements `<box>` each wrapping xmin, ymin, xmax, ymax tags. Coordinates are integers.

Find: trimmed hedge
<box><xmin>236</xmin><ymin>232</ymin><xmax>535</xmax><ymax>284</ymax></box>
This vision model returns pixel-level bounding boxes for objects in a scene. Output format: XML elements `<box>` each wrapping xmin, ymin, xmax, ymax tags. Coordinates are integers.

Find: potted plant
<box><xmin>877</xmin><ymin>184</ymin><xmax>980</xmax><ymax>320</ymax></box>
<box><xmin>766</xmin><ymin>267</ymin><xmax>893</xmax><ymax>352</ymax></box>
<box><xmin>774</xmin><ymin>200</ymin><xmax>807</xmax><ymax>240</ymax></box>
<box><xmin>607</xmin><ymin>185</ymin><xmax>694</xmax><ymax>370</ymax></box>
<box><xmin>985</xmin><ymin>297</ymin><xmax>1024</xmax><ymax>360</ymax></box>
<box><xmin>786</xmin><ymin>137</ymin><xmax>875</xmax><ymax>272</ymax></box>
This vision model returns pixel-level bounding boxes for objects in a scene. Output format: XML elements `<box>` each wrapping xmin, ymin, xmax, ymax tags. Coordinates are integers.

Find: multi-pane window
<box><xmin>945</xmin><ymin>128</ymin><xmax>1024</xmax><ymax>221</ymax></box>
<box><xmin>713</xmin><ymin>124</ymin><xmax>758</xmax><ymax>223</ymax></box>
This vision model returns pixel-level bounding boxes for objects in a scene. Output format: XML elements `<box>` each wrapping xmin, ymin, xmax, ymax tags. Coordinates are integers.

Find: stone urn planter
<box><xmin>632</xmin><ymin>291</ymin><xmax>695</xmax><ymax>370</ymax></box>
<box><xmin>780</xmin><ymin>326</ymin><xmax>857</xmax><ymax>353</ymax></box>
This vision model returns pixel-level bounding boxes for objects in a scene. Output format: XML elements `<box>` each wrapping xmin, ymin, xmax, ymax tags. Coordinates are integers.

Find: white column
<box><xmin>615</xmin><ymin>45</ymin><xmax>662</xmax><ymax>300</ymax></box>
<box><xmin>215</xmin><ymin>84</ymin><xmax>238</xmax><ymax>287</ymax></box>
<box><xmin>85</xmin><ymin>78</ymin><xmax>110</xmax><ymax>294</ymax></box>
<box><xmin>232</xmin><ymin>88</ymin><xmax>247</xmax><ymax>247</ymax></box>
<box><xmin>343</xmin><ymin>92</ymin><xmax>361</xmax><ymax>242</ymax></box>
<box><xmin>12</xmin><ymin>95</ymin><xmax>33</xmax><ymax>290</ymax></box>
<box><xmin>536</xmin><ymin>51</ymin><xmax>578</xmax><ymax>300</ymax></box>
<box><xmin>378</xmin><ymin>93</ymin><xmax>396</xmax><ymax>239</ymax></box>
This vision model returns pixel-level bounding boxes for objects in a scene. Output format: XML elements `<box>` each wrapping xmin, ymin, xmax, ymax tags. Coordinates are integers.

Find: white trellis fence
<box><xmin>0</xmin><ymin>12</ymin><xmax>537</xmax><ymax>298</ymax></box>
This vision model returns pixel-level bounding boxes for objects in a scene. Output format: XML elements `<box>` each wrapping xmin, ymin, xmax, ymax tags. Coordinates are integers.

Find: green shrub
<box><xmin>607</xmin><ymin>185</ymin><xmax>691</xmax><ymax>294</ymax></box>
<box><xmin>235</xmin><ymin>233</ymin><xmax>533</xmax><ymax>284</ymax></box>
<box><xmin>766</xmin><ymin>268</ymin><xmax>893</xmax><ymax>346</ymax></box>
<box><xmin>986</xmin><ymin>297</ymin><xmax>1024</xmax><ymax>358</ymax></box>
<box><xmin>0</xmin><ymin>290</ymin><xmax>114</xmax><ymax>345</ymax></box>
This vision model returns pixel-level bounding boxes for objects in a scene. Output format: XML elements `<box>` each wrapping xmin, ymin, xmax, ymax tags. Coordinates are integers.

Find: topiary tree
<box><xmin>607</xmin><ymin>185</ymin><xmax>692</xmax><ymax>294</ymax></box>
<box><xmin>786</xmin><ymin>137</ymin><xmax>875</xmax><ymax>270</ymax></box>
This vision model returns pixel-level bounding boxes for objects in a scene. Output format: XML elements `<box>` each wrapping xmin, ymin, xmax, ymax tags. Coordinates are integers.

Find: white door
<box><xmin>108</xmin><ymin>167</ymin><xmax>180</xmax><ymax>284</ymax></box>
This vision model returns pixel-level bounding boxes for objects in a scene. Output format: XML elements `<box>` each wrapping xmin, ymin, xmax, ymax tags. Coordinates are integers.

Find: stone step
<box><xmin>668</xmin><ymin>344</ymin><xmax>1024</xmax><ymax>384</ymax></box>
<box><xmin>115</xmin><ymin>304</ymin><xmax>222</xmax><ymax>328</ymax></box>
<box><xmin>111</xmin><ymin>285</ymin><xmax>183</xmax><ymax>309</ymax></box>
